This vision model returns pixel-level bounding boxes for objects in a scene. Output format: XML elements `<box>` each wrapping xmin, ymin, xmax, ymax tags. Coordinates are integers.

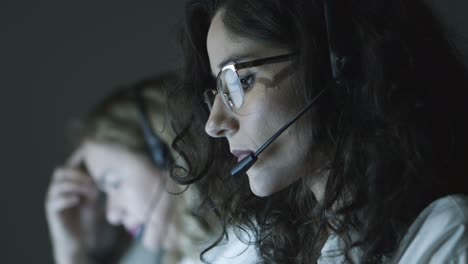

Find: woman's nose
<box><xmin>205</xmin><ymin>95</ymin><xmax>238</xmax><ymax>138</ymax></box>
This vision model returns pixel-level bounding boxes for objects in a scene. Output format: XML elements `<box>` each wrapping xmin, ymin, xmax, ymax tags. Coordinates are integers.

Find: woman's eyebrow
<box><xmin>218</xmin><ymin>53</ymin><xmax>256</xmax><ymax>69</ymax></box>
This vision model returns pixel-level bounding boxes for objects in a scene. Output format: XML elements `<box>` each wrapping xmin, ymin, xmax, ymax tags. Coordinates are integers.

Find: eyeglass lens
<box><xmin>218</xmin><ymin>67</ymin><xmax>245</xmax><ymax>110</ymax></box>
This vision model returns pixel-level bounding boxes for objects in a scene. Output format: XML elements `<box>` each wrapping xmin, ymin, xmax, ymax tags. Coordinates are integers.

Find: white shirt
<box><xmin>319</xmin><ymin>194</ymin><xmax>468</xmax><ymax>263</ymax></box>
<box><xmin>180</xmin><ymin>227</ymin><xmax>259</xmax><ymax>264</ymax></box>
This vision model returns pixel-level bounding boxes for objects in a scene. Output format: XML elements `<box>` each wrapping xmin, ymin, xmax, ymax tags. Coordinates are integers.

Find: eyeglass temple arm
<box><xmin>236</xmin><ymin>53</ymin><xmax>295</xmax><ymax>70</ymax></box>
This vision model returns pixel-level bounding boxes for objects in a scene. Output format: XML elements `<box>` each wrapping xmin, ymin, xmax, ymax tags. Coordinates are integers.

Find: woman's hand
<box><xmin>45</xmin><ymin>147</ymin><xmax>99</xmax><ymax>264</ymax></box>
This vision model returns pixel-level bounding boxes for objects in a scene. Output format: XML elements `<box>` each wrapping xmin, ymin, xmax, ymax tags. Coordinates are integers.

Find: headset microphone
<box><xmin>230</xmin><ymin>87</ymin><xmax>328</xmax><ymax>177</ymax></box>
<box><xmin>133</xmin><ymin>186</ymin><xmax>164</xmax><ymax>241</ymax></box>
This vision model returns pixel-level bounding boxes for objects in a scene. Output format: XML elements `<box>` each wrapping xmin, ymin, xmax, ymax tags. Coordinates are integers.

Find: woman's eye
<box><xmin>107</xmin><ymin>178</ymin><xmax>121</xmax><ymax>190</ymax></box>
<box><xmin>98</xmin><ymin>171</ymin><xmax>121</xmax><ymax>191</ymax></box>
<box><xmin>240</xmin><ymin>74</ymin><xmax>255</xmax><ymax>91</ymax></box>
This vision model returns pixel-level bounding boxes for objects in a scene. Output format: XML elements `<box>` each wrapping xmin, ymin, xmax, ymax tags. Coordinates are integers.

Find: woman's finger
<box><xmin>47</xmin><ymin>180</ymin><xmax>97</xmax><ymax>203</ymax></box>
<box><xmin>46</xmin><ymin>194</ymin><xmax>81</xmax><ymax>213</ymax></box>
<box><xmin>65</xmin><ymin>146</ymin><xmax>85</xmax><ymax>168</ymax></box>
<box><xmin>51</xmin><ymin>167</ymin><xmax>92</xmax><ymax>185</ymax></box>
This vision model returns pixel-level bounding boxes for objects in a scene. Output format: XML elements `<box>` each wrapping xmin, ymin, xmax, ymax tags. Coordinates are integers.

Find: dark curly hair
<box><xmin>169</xmin><ymin>0</ymin><xmax>468</xmax><ymax>263</ymax></box>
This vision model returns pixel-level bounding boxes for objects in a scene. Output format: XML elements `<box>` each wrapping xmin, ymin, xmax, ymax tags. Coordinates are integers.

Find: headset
<box><xmin>324</xmin><ymin>0</ymin><xmax>355</xmax><ymax>83</ymax></box>
<box><xmin>131</xmin><ymin>83</ymin><xmax>175</xmax><ymax>240</ymax></box>
<box><xmin>230</xmin><ymin>0</ymin><xmax>356</xmax><ymax>176</ymax></box>
<box><xmin>134</xmin><ymin>83</ymin><xmax>172</xmax><ymax>170</ymax></box>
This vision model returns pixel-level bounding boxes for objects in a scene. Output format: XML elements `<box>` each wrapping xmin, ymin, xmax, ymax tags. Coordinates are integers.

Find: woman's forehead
<box><xmin>207</xmin><ymin>14</ymin><xmax>289</xmax><ymax>75</ymax></box>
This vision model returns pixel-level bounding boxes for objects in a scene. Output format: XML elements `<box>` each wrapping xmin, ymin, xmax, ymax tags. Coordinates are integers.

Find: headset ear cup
<box><xmin>148</xmin><ymin>137</ymin><xmax>172</xmax><ymax>169</ymax></box>
<box><xmin>324</xmin><ymin>0</ymin><xmax>357</xmax><ymax>83</ymax></box>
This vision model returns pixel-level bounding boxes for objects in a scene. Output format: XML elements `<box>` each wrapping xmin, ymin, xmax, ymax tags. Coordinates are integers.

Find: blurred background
<box><xmin>1</xmin><ymin>0</ymin><xmax>184</xmax><ymax>262</ymax></box>
<box><xmin>1</xmin><ymin>0</ymin><xmax>466</xmax><ymax>263</ymax></box>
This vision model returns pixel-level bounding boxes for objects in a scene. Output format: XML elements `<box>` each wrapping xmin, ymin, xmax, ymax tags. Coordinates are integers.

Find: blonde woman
<box><xmin>45</xmin><ymin>73</ymin><xmax>256</xmax><ymax>263</ymax></box>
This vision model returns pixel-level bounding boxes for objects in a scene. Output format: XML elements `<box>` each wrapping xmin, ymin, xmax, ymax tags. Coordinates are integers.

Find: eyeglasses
<box><xmin>203</xmin><ymin>53</ymin><xmax>295</xmax><ymax>112</ymax></box>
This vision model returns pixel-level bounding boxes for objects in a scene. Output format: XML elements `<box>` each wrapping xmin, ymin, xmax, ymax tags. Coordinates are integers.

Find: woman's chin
<box><xmin>141</xmin><ymin>231</ymin><xmax>160</xmax><ymax>251</ymax></box>
<box><xmin>247</xmin><ymin>163</ymin><xmax>305</xmax><ymax>197</ymax></box>
<box><xmin>247</xmin><ymin>170</ymin><xmax>284</xmax><ymax>197</ymax></box>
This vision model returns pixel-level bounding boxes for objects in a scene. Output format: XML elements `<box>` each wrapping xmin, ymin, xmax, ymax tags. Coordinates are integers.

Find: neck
<box><xmin>310</xmin><ymin>169</ymin><xmax>329</xmax><ymax>203</ymax></box>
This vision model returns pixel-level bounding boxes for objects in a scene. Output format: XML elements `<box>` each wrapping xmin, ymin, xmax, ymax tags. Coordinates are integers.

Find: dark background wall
<box><xmin>1</xmin><ymin>0</ymin><xmax>466</xmax><ymax>263</ymax></box>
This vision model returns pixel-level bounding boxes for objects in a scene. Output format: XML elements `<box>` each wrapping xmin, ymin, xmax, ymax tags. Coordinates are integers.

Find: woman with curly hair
<box><xmin>170</xmin><ymin>0</ymin><xmax>468</xmax><ymax>263</ymax></box>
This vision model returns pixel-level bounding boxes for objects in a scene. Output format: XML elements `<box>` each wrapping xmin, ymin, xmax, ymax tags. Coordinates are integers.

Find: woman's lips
<box><xmin>126</xmin><ymin>225</ymin><xmax>143</xmax><ymax>239</ymax></box>
<box><xmin>231</xmin><ymin>150</ymin><xmax>254</xmax><ymax>162</ymax></box>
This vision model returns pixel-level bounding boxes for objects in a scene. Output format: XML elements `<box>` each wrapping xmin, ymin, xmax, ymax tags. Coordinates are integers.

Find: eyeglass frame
<box><xmin>203</xmin><ymin>53</ymin><xmax>295</xmax><ymax>112</ymax></box>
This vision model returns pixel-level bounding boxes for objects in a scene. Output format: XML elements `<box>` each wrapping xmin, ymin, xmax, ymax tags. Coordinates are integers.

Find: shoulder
<box><xmin>392</xmin><ymin>194</ymin><xmax>468</xmax><ymax>263</ymax></box>
<box><xmin>421</xmin><ymin>194</ymin><xmax>468</xmax><ymax>221</ymax></box>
